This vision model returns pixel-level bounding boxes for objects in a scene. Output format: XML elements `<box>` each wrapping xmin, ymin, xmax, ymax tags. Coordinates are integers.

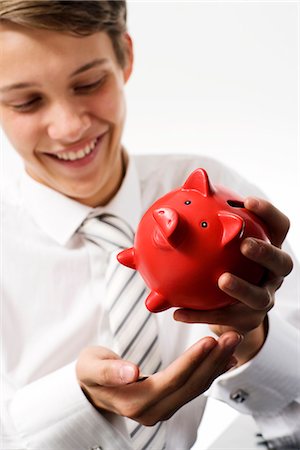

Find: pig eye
<box><xmin>184</xmin><ymin>200</ymin><xmax>191</xmax><ymax>205</ymax></box>
<box><xmin>201</xmin><ymin>221</ymin><xmax>208</xmax><ymax>228</ymax></box>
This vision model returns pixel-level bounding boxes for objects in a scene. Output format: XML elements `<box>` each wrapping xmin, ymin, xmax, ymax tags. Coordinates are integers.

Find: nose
<box><xmin>47</xmin><ymin>101</ymin><xmax>91</xmax><ymax>143</ymax></box>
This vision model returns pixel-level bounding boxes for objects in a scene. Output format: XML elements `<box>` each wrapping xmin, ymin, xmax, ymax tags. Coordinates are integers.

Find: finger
<box><xmin>241</xmin><ymin>238</ymin><xmax>293</xmax><ymax>277</ymax></box>
<box><xmin>131</xmin><ymin>336</ymin><xmax>221</xmax><ymax>402</ymax></box>
<box><xmin>156</xmin><ymin>336</ymin><xmax>219</xmax><ymax>395</ymax></box>
<box><xmin>174</xmin><ymin>275</ymin><xmax>272</xmax><ymax>324</ymax></box>
<box><xmin>145</xmin><ymin>353</ymin><xmax>237</xmax><ymax>424</ymax></box>
<box><xmin>98</xmin><ymin>360</ymin><xmax>140</xmax><ymax>386</ymax></box>
<box><xmin>86</xmin><ymin>359</ymin><xmax>139</xmax><ymax>386</ymax></box>
<box><xmin>244</xmin><ymin>197</ymin><xmax>290</xmax><ymax>247</ymax></box>
<box><xmin>137</xmin><ymin>333</ymin><xmax>241</xmax><ymax>425</ymax></box>
<box><xmin>158</xmin><ymin>332</ymin><xmax>242</xmax><ymax>396</ymax></box>
<box><xmin>218</xmin><ymin>272</ymin><xmax>273</xmax><ymax>311</ymax></box>
<box><xmin>77</xmin><ymin>347</ymin><xmax>139</xmax><ymax>387</ymax></box>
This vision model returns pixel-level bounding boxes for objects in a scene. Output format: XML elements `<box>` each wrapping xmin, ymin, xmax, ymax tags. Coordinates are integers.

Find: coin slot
<box><xmin>227</xmin><ymin>200</ymin><xmax>245</xmax><ymax>208</ymax></box>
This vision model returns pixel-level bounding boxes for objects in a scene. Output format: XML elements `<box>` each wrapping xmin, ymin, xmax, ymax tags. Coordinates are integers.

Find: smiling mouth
<box><xmin>47</xmin><ymin>137</ymin><xmax>99</xmax><ymax>162</ymax></box>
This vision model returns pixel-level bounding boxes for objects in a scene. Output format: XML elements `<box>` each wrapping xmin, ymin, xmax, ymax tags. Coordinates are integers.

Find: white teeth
<box><xmin>69</xmin><ymin>152</ymin><xmax>77</xmax><ymax>161</ymax></box>
<box><xmin>83</xmin><ymin>145</ymin><xmax>92</xmax><ymax>156</ymax></box>
<box><xmin>56</xmin><ymin>138</ymin><xmax>98</xmax><ymax>161</ymax></box>
<box><xmin>77</xmin><ymin>150</ymin><xmax>85</xmax><ymax>158</ymax></box>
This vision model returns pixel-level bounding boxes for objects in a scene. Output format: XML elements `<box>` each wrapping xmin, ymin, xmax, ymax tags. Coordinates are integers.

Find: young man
<box><xmin>1</xmin><ymin>1</ymin><xmax>299</xmax><ymax>449</ymax></box>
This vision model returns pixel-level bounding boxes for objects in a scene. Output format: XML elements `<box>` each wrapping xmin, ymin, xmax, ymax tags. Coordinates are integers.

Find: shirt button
<box><xmin>230</xmin><ymin>389</ymin><xmax>249</xmax><ymax>403</ymax></box>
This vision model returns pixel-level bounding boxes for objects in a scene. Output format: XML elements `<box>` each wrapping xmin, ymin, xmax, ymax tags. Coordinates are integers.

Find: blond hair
<box><xmin>0</xmin><ymin>0</ymin><xmax>128</xmax><ymax>67</ymax></box>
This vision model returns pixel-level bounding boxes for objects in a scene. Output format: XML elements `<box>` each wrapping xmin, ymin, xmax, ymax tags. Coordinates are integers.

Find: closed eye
<box><xmin>12</xmin><ymin>96</ymin><xmax>42</xmax><ymax>112</ymax></box>
<box><xmin>74</xmin><ymin>77</ymin><xmax>106</xmax><ymax>94</ymax></box>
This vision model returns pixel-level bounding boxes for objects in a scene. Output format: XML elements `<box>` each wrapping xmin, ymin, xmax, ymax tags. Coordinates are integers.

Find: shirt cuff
<box><xmin>209</xmin><ymin>309</ymin><xmax>300</xmax><ymax>415</ymax></box>
<box><xmin>9</xmin><ymin>361</ymin><xmax>131</xmax><ymax>450</ymax></box>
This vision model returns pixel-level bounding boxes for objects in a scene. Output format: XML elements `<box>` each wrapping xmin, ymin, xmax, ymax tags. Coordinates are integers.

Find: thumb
<box><xmin>97</xmin><ymin>359</ymin><xmax>140</xmax><ymax>386</ymax></box>
<box><xmin>76</xmin><ymin>346</ymin><xmax>140</xmax><ymax>387</ymax></box>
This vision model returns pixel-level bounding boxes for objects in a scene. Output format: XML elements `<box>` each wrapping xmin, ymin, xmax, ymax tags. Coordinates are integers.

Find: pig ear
<box><xmin>218</xmin><ymin>212</ymin><xmax>245</xmax><ymax>246</ymax></box>
<box><xmin>182</xmin><ymin>168</ymin><xmax>214</xmax><ymax>197</ymax></box>
<box><xmin>153</xmin><ymin>207</ymin><xmax>179</xmax><ymax>238</ymax></box>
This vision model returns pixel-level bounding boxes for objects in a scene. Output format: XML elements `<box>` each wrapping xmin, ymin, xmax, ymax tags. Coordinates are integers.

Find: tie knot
<box><xmin>78</xmin><ymin>213</ymin><xmax>134</xmax><ymax>252</ymax></box>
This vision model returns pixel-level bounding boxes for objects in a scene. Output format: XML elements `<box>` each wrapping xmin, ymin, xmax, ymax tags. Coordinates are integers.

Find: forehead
<box><xmin>0</xmin><ymin>24</ymin><xmax>117</xmax><ymax>84</ymax></box>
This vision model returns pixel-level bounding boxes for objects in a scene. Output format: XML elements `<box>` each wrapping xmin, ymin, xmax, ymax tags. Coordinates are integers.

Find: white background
<box><xmin>124</xmin><ymin>0</ymin><xmax>299</xmax><ymax>261</ymax></box>
<box><xmin>123</xmin><ymin>2</ymin><xmax>299</xmax><ymax>446</ymax></box>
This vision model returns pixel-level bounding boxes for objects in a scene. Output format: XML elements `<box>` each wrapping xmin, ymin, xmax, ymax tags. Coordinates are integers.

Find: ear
<box><xmin>218</xmin><ymin>211</ymin><xmax>244</xmax><ymax>246</ymax></box>
<box><xmin>122</xmin><ymin>33</ymin><xmax>134</xmax><ymax>83</ymax></box>
<box><xmin>182</xmin><ymin>168</ymin><xmax>214</xmax><ymax>197</ymax></box>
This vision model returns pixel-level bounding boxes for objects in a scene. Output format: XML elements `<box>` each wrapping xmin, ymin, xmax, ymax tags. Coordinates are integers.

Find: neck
<box><xmin>98</xmin><ymin>150</ymin><xmax>128</xmax><ymax>206</ymax></box>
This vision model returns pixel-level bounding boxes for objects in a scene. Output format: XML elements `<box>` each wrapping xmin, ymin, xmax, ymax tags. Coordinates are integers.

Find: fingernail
<box><xmin>246</xmin><ymin>197</ymin><xmax>259</xmax><ymax>210</ymax></box>
<box><xmin>222</xmin><ymin>274</ymin><xmax>237</xmax><ymax>292</ymax></box>
<box><xmin>244</xmin><ymin>238</ymin><xmax>259</xmax><ymax>256</ymax></box>
<box><xmin>223</xmin><ymin>333</ymin><xmax>243</xmax><ymax>350</ymax></box>
<box><xmin>174</xmin><ymin>310</ymin><xmax>188</xmax><ymax>322</ymax></box>
<box><xmin>120</xmin><ymin>365</ymin><xmax>136</xmax><ymax>384</ymax></box>
<box><xmin>203</xmin><ymin>339</ymin><xmax>217</xmax><ymax>354</ymax></box>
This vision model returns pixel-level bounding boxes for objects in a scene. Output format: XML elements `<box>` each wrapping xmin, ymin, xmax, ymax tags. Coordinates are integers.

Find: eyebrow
<box><xmin>0</xmin><ymin>82</ymin><xmax>40</xmax><ymax>94</ymax></box>
<box><xmin>70</xmin><ymin>58</ymin><xmax>109</xmax><ymax>77</ymax></box>
<box><xmin>0</xmin><ymin>58</ymin><xmax>109</xmax><ymax>94</ymax></box>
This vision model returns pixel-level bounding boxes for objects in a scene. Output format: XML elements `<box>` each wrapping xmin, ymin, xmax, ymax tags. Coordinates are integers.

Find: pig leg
<box><xmin>145</xmin><ymin>291</ymin><xmax>171</xmax><ymax>312</ymax></box>
<box><xmin>116</xmin><ymin>247</ymin><xmax>136</xmax><ymax>269</ymax></box>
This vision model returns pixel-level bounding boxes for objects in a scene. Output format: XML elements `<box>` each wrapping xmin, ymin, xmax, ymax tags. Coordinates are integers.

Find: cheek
<box><xmin>89</xmin><ymin>84</ymin><xmax>126</xmax><ymax>123</ymax></box>
<box><xmin>1</xmin><ymin>110</ymin><xmax>40</xmax><ymax>159</ymax></box>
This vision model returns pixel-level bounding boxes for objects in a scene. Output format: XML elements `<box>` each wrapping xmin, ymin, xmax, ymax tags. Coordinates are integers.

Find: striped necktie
<box><xmin>79</xmin><ymin>213</ymin><xmax>166</xmax><ymax>450</ymax></box>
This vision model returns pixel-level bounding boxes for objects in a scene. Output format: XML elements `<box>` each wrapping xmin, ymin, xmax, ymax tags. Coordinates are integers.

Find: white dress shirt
<box><xmin>1</xmin><ymin>153</ymin><xmax>300</xmax><ymax>450</ymax></box>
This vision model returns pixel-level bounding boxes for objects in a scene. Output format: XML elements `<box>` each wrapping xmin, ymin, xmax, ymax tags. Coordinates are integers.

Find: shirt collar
<box><xmin>20</xmin><ymin>154</ymin><xmax>142</xmax><ymax>246</ymax></box>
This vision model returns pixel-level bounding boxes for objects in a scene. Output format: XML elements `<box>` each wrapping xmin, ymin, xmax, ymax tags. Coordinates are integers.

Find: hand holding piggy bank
<box><xmin>117</xmin><ymin>168</ymin><xmax>270</xmax><ymax>312</ymax></box>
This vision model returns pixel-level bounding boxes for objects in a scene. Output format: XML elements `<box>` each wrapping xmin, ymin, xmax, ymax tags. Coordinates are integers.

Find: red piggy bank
<box><xmin>117</xmin><ymin>168</ymin><xmax>270</xmax><ymax>312</ymax></box>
